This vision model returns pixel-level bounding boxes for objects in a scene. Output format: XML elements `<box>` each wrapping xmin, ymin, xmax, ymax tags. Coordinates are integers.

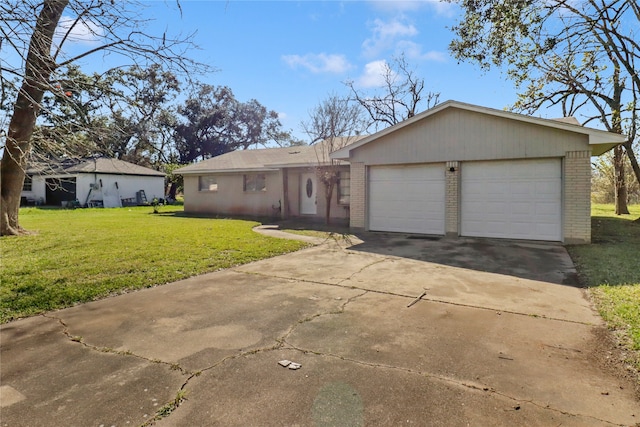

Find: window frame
<box><xmin>337</xmin><ymin>170</ymin><xmax>350</xmax><ymax>205</ymax></box>
<box><xmin>198</xmin><ymin>175</ymin><xmax>218</xmax><ymax>192</ymax></box>
<box><xmin>243</xmin><ymin>174</ymin><xmax>266</xmax><ymax>192</ymax></box>
<box><xmin>22</xmin><ymin>174</ymin><xmax>33</xmax><ymax>192</ymax></box>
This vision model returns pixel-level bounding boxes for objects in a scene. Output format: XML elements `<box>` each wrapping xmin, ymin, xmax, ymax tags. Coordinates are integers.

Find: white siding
<box><xmin>351</xmin><ymin>108</ymin><xmax>589</xmax><ymax>166</ymax></box>
<box><xmin>75</xmin><ymin>174</ymin><xmax>164</xmax><ymax>207</ymax></box>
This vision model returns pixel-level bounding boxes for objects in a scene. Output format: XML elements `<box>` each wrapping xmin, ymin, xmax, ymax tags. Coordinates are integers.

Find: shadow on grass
<box><xmin>566</xmin><ymin>216</ymin><xmax>640</xmax><ymax>288</ymax></box>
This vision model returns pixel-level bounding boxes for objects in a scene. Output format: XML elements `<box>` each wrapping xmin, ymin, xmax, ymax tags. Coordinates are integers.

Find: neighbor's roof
<box><xmin>330</xmin><ymin>100</ymin><xmax>628</xmax><ymax>159</ymax></box>
<box><xmin>27</xmin><ymin>157</ymin><xmax>165</xmax><ymax>177</ymax></box>
<box><xmin>175</xmin><ymin>137</ymin><xmax>367</xmax><ymax>175</ymax></box>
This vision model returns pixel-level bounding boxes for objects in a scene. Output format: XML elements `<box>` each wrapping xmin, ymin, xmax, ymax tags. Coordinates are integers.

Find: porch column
<box><xmin>281</xmin><ymin>168</ymin><xmax>289</xmax><ymax>219</ymax></box>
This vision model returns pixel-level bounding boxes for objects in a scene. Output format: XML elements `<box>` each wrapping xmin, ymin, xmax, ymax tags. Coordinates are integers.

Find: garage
<box><xmin>368</xmin><ymin>164</ymin><xmax>445</xmax><ymax>234</ymax></box>
<box><xmin>45</xmin><ymin>177</ymin><xmax>77</xmax><ymax>206</ymax></box>
<box><xmin>330</xmin><ymin>100</ymin><xmax>627</xmax><ymax>244</ymax></box>
<box><xmin>461</xmin><ymin>159</ymin><xmax>562</xmax><ymax>241</ymax></box>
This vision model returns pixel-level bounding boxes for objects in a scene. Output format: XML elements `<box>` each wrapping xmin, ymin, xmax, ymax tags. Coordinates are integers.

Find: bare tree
<box><xmin>301</xmin><ymin>94</ymin><xmax>365</xmax><ymax>224</ymax></box>
<box><xmin>0</xmin><ymin>0</ymin><xmax>203</xmax><ymax>235</ymax></box>
<box><xmin>345</xmin><ymin>54</ymin><xmax>440</xmax><ymax>132</ymax></box>
<box><xmin>449</xmin><ymin>0</ymin><xmax>640</xmax><ymax>215</ymax></box>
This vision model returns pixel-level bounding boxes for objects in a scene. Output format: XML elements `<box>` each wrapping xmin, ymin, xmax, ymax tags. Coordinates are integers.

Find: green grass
<box><xmin>0</xmin><ymin>207</ymin><xmax>307</xmax><ymax>323</ymax></box>
<box><xmin>566</xmin><ymin>203</ymin><xmax>640</xmax><ymax>369</ymax></box>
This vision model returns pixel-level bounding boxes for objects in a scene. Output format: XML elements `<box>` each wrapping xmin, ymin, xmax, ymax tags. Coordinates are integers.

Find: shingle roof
<box><xmin>176</xmin><ymin>137</ymin><xmax>366</xmax><ymax>175</ymax></box>
<box><xmin>27</xmin><ymin>157</ymin><xmax>165</xmax><ymax>177</ymax></box>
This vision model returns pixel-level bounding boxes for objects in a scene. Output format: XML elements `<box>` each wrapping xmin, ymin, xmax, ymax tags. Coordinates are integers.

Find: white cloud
<box><xmin>356</xmin><ymin>60</ymin><xmax>396</xmax><ymax>88</ymax></box>
<box><xmin>368</xmin><ymin>0</ymin><xmax>456</xmax><ymax>17</ymax></box>
<box><xmin>362</xmin><ymin>18</ymin><xmax>418</xmax><ymax>58</ymax></box>
<box><xmin>55</xmin><ymin>16</ymin><xmax>104</xmax><ymax>45</ymax></box>
<box><xmin>397</xmin><ymin>40</ymin><xmax>447</xmax><ymax>62</ymax></box>
<box><xmin>428</xmin><ymin>1</ymin><xmax>457</xmax><ymax>18</ymax></box>
<box><xmin>282</xmin><ymin>53</ymin><xmax>352</xmax><ymax>74</ymax></box>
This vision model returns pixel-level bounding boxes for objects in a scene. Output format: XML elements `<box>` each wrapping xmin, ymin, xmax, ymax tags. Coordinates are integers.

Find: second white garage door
<box><xmin>461</xmin><ymin>159</ymin><xmax>562</xmax><ymax>241</ymax></box>
<box><xmin>369</xmin><ymin>164</ymin><xmax>445</xmax><ymax>234</ymax></box>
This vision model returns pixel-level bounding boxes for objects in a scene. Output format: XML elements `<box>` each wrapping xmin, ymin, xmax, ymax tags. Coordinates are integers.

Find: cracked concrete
<box><xmin>1</xmin><ymin>236</ymin><xmax>638</xmax><ymax>426</ymax></box>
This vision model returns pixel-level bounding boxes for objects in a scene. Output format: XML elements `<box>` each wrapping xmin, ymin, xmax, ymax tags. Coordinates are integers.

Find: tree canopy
<box><xmin>449</xmin><ymin>0</ymin><xmax>640</xmax><ymax>214</ymax></box>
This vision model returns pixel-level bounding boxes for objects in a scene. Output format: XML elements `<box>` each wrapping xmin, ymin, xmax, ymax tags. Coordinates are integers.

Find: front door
<box><xmin>300</xmin><ymin>173</ymin><xmax>317</xmax><ymax>215</ymax></box>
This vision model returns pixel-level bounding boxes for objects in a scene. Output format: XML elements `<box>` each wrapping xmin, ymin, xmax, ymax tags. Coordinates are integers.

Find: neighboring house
<box><xmin>330</xmin><ymin>100</ymin><xmax>627</xmax><ymax>244</ymax></box>
<box><xmin>176</xmin><ymin>139</ymin><xmax>363</xmax><ymax>222</ymax></box>
<box><xmin>21</xmin><ymin>157</ymin><xmax>165</xmax><ymax>208</ymax></box>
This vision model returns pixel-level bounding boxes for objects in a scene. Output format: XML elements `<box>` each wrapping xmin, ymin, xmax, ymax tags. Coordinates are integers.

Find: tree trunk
<box><xmin>613</xmin><ymin>145</ymin><xmax>630</xmax><ymax>215</ymax></box>
<box><xmin>168</xmin><ymin>182</ymin><xmax>177</xmax><ymax>200</ymax></box>
<box><xmin>624</xmin><ymin>141</ymin><xmax>640</xmax><ymax>191</ymax></box>
<box><xmin>325</xmin><ymin>183</ymin><xmax>334</xmax><ymax>225</ymax></box>
<box><xmin>0</xmin><ymin>0</ymin><xmax>68</xmax><ymax>236</ymax></box>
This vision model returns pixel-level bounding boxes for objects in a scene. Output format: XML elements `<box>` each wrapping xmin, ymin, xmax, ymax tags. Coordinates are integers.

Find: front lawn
<box><xmin>567</xmin><ymin>204</ymin><xmax>640</xmax><ymax>371</ymax></box>
<box><xmin>0</xmin><ymin>207</ymin><xmax>308</xmax><ymax>323</ymax></box>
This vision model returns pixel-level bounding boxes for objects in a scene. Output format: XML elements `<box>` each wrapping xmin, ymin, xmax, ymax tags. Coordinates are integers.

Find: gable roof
<box><xmin>176</xmin><ymin>137</ymin><xmax>366</xmax><ymax>175</ymax></box>
<box><xmin>27</xmin><ymin>157</ymin><xmax>165</xmax><ymax>177</ymax></box>
<box><xmin>330</xmin><ymin>100</ymin><xmax>628</xmax><ymax>159</ymax></box>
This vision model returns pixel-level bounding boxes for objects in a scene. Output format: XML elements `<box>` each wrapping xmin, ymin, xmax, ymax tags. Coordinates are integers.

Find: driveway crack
<box><xmin>273</xmin><ymin>345</ymin><xmax>627</xmax><ymax>426</ymax></box>
<box><xmin>277</xmin><ymin>290</ymin><xmax>369</xmax><ymax>347</ymax></box>
<box><xmin>41</xmin><ymin>313</ymin><xmax>194</xmax><ymax>376</ymax></box>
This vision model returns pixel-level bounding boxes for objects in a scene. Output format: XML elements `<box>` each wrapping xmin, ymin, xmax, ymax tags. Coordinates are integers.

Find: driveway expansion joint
<box><xmin>232</xmin><ymin>269</ymin><xmax>597</xmax><ymax>326</ymax></box>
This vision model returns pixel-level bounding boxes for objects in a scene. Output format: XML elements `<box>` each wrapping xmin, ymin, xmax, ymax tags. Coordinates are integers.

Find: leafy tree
<box><xmin>592</xmin><ymin>152</ymin><xmax>640</xmax><ymax>204</ymax></box>
<box><xmin>97</xmin><ymin>65</ymin><xmax>181</xmax><ymax>167</ymax></box>
<box><xmin>301</xmin><ymin>94</ymin><xmax>365</xmax><ymax>224</ymax></box>
<box><xmin>345</xmin><ymin>54</ymin><xmax>440</xmax><ymax>132</ymax></box>
<box><xmin>0</xmin><ymin>0</ymin><xmax>202</xmax><ymax>235</ymax></box>
<box><xmin>175</xmin><ymin>84</ymin><xmax>301</xmax><ymax>163</ymax></box>
<box><xmin>449</xmin><ymin>0</ymin><xmax>640</xmax><ymax>214</ymax></box>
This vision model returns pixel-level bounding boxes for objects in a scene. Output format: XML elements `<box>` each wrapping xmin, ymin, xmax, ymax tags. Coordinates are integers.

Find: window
<box><xmin>244</xmin><ymin>174</ymin><xmax>266</xmax><ymax>192</ymax></box>
<box><xmin>22</xmin><ymin>175</ymin><xmax>33</xmax><ymax>192</ymax></box>
<box><xmin>198</xmin><ymin>176</ymin><xmax>218</xmax><ymax>192</ymax></box>
<box><xmin>337</xmin><ymin>171</ymin><xmax>350</xmax><ymax>205</ymax></box>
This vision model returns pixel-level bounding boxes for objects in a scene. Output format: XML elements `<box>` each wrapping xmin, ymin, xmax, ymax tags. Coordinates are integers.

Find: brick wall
<box><xmin>564</xmin><ymin>151</ymin><xmax>592</xmax><ymax>244</ymax></box>
<box><xmin>445</xmin><ymin>161</ymin><xmax>459</xmax><ymax>236</ymax></box>
<box><xmin>349</xmin><ymin>162</ymin><xmax>366</xmax><ymax>229</ymax></box>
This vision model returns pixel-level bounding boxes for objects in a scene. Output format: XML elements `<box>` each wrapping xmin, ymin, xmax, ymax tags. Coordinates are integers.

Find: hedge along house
<box><xmin>330</xmin><ymin>100</ymin><xmax>627</xmax><ymax>244</ymax></box>
<box><xmin>176</xmin><ymin>139</ymin><xmax>363</xmax><ymax>222</ymax></box>
<box><xmin>21</xmin><ymin>157</ymin><xmax>166</xmax><ymax>208</ymax></box>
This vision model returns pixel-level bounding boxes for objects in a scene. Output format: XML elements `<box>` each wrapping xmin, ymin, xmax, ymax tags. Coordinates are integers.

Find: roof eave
<box><xmin>177</xmin><ymin>167</ymin><xmax>281</xmax><ymax>175</ymax></box>
<box><xmin>329</xmin><ymin>100</ymin><xmax>629</xmax><ymax>159</ymax></box>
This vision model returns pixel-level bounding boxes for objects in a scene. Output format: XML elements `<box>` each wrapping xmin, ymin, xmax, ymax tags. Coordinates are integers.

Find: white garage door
<box><xmin>461</xmin><ymin>159</ymin><xmax>562</xmax><ymax>241</ymax></box>
<box><xmin>369</xmin><ymin>164</ymin><xmax>445</xmax><ymax>234</ymax></box>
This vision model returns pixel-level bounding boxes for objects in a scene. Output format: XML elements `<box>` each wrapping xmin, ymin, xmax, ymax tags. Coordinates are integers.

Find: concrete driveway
<box><xmin>1</xmin><ymin>233</ymin><xmax>638</xmax><ymax>426</ymax></box>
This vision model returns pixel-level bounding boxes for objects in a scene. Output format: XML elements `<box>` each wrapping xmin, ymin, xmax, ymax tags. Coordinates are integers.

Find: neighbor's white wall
<box><xmin>20</xmin><ymin>175</ymin><xmax>47</xmax><ymax>203</ymax></box>
<box><xmin>79</xmin><ymin>174</ymin><xmax>164</xmax><ymax>207</ymax></box>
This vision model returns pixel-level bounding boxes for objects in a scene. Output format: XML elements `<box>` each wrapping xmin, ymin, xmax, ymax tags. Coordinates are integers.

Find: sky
<box><xmin>148</xmin><ymin>0</ymin><xmax>527</xmax><ymax>140</ymax></box>
<box><xmin>8</xmin><ymin>0</ymin><xmax>568</xmax><ymax>142</ymax></box>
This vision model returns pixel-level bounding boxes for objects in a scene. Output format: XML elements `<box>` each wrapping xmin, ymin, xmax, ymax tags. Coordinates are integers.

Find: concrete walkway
<box><xmin>1</xmin><ymin>233</ymin><xmax>638</xmax><ymax>426</ymax></box>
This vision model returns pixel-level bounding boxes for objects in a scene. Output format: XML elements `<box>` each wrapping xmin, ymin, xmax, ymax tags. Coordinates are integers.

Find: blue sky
<box><xmin>128</xmin><ymin>0</ymin><xmax>536</xmax><ymax>140</ymax></box>
<box><xmin>50</xmin><ymin>1</ymin><xmax>565</xmax><ymax>141</ymax></box>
